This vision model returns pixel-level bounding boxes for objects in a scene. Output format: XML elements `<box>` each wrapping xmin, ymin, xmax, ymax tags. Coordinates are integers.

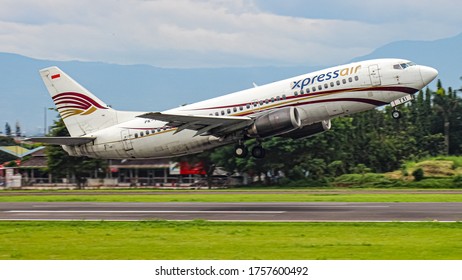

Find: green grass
<box><xmin>0</xmin><ymin>221</ymin><xmax>461</xmax><ymax>260</ymax></box>
<box><xmin>1</xmin><ymin>192</ymin><xmax>462</xmax><ymax>202</ymax></box>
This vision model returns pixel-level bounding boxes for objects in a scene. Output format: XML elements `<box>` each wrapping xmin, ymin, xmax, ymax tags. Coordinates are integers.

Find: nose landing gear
<box><xmin>390</xmin><ymin>94</ymin><xmax>414</xmax><ymax>120</ymax></box>
<box><xmin>391</xmin><ymin>109</ymin><xmax>401</xmax><ymax>119</ymax></box>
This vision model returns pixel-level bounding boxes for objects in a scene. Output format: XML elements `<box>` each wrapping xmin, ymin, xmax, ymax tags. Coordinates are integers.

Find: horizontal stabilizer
<box><xmin>26</xmin><ymin>137</ymin><xmax>96</xmax><ymax>146</ymax></box>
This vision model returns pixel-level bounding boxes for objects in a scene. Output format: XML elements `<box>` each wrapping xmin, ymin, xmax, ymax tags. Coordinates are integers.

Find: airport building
<box><xmin>1</xmin><ymin>146</ymin><xmax>237</xmax><ymax>188</ymax></box>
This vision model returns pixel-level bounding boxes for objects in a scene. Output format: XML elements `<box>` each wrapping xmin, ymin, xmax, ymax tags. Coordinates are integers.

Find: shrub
<box><xmin>453</xmin><ymin>175</ymin><xmax>462</xmax><ymax>188</ymax></box>
<box><xmin>412</xmin><ymin>168</ymin><xmax>424</xmax><ymax>181</ymax></box>
<box><xmin>334</xmin><ymin>173</ymin><xmax>395</xmax><ymax>187</ymax></box>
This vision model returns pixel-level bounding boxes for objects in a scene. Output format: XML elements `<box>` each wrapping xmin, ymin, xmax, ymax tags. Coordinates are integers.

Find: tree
<box><xmin>433</xmin><ymin>81</ymin><xmax>461</xmax><ymax>155</ymax></box>
<box><xmin>5</xmin><ymin>123</ymin><xmax>11</xmax><ymax>136</ymax></box>
<box><xmin>15</xmin><ymin>121</ymin><xmax>21</xmax><ymax>137</ymax></box>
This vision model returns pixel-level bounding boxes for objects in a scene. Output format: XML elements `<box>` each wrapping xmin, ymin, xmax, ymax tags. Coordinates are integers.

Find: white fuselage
<box><xmin>62</xmin><ymin>58</ymin><xmax>435</xmax><ymax>159</ymax></box>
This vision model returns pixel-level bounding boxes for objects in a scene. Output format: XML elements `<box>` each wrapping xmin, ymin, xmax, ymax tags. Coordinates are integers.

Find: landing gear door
<box><xmin>368</xmin><ymin>65</ymin><xmax>381</xmax><ymax>86</ymax></box>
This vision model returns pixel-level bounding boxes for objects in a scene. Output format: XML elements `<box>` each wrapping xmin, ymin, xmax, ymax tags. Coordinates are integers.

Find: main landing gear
<box><xmin>234</xmin><ymin>141</ymin><xmax>266</xmax><ymax>159</ymax></box>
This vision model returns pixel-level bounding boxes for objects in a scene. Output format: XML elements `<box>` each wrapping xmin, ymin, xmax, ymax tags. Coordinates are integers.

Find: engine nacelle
<box><xmin>247</xmin><ymin>107</ymin><xmax>301</xmax><ymax>138</ymax></box>
<box><xmin>282</xmin><ymin>120</ymin><xmax>331</xmax><ymax>139</ymax></box>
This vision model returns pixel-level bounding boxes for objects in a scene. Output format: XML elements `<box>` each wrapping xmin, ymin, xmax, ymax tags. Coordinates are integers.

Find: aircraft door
<box><xmin>368</xmin><ymin>65</ymin><xmax>381</xmax><ymax>86</ymax></box>
<box><xmin>121</xmin><ymin>129</ymin><xmax>134</xmax><ymax>153</ymax></box>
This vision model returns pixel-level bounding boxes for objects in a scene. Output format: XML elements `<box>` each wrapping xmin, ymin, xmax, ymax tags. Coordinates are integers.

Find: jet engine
<box><xmin>247</xmin><ymin>107</ymin><xmax>301</xmax><ymax>138</ymax></box>
<box><xmin>282</xmin><ymin>119</ymin><xmax>331</xmax><ymax>139</ymax></box>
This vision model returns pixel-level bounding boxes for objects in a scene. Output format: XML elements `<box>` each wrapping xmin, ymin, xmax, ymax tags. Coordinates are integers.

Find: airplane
<box><xmin>29</xmin><ymin>58</ymin><xmax>438</xmax><ymax>159</ymax></box>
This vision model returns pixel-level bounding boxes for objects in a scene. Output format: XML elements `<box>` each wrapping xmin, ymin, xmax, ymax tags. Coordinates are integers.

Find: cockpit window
<box><xmin>393</xmin><ymin>61</ymin><xmax>416</xmax><ymax>70</ymax></box>
<box><xmin>400</xmin><ymin>63</ymin><xmax>409</xmax><ymax>69</ymax></box>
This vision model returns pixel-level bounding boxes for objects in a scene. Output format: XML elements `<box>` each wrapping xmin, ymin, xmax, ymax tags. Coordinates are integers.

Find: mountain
<box><xmin>0</xmin><ymin>33</ymin><xmax>460</xmax><ymax>135</ymax></box>
<box><xmin>352</xmin><ymin>32</ymin><xmax>462</xmax><ymax>89</ymax></box>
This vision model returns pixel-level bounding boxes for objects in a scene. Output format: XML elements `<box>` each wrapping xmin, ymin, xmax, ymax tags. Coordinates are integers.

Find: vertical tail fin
<box><xmin>40</xmin><ymin>66</ymin><xmax>118</xmax><ymax>136</ymax></box>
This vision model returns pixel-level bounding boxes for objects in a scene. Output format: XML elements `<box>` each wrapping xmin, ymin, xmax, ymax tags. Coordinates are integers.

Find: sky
<box><xmin>0</xmin><ymin>0</ymin><xmax>461</xmax><ymax>68</ymax></box>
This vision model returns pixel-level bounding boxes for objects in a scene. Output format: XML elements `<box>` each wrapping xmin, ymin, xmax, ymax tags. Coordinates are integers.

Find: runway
<box><xmin>1</xmin><ymin>202</ymin><xmax>461</xmax><ymax>222</ymax></box>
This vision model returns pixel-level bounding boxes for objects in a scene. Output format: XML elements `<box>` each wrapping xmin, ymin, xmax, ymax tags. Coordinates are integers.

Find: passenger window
<box><xmin>318</xmin><ymin>85</ymin><xmax>322</xmax><ymax>90</ymax></box>
<box><xmin>146</xmin><ymin>130</ymin><xmax>149</xmax><ymax>135</ymax></box>
<box><xmin>324</xmin><ymin>83</ymin><xmax>328</xmax><ymax>89</ymax></box>
<box><xmin>259</xmin><ymin>100</ymin><xmax>263</xmax><ymax>105</ymax></box>
<box><xmin>271</xmin><ymin>97</ymin><xmax>275</xmax><ymax>102</ymax></box>
<box><xmin>336</xmin><ymin>80</ymin><xmax>340</xmax><ymax>86</ymax></box>
<box><xmin>215</xmin><ymin>112</ymin><xmax>219</xmax><ymax>116</ymax></box>
<box><xmin>276</xmin><ymin>96</ymin><xmax>280</xmax><ymax>101</ymax></box>
<box><xmin>239</xmin><ymin>106</ymin><xmax>243</xmax><ymax>111</ymax></box>
<box><xmin>135</xmin><ymin>133</ymin><xmax>138</xmax><ymax>138</ymax></box>
<box><xmin>312</xmin><ymin>86</ymin><xmax>316</xmax><ymax>92</ymax></box>
<box><xmin>342</xmin><ymin>79</ymin><xmax>347</xmax><ymax>84</ymax></box>
<box><xmin>227</xmin><ymin>108</ymin><xmax>231</xmax><ymax>114</ymax></box>
<box><xmin>294</xmin><ymin>91</ymin><xmax>298</xmax><ymax>96</ymax></box>
<box><xmin>233</xmin><ymin>107</ymin><xmax>237</xmax><ymax>112</ymax></box>
<box><xmin>140</xmin><ymin>132</ymin><xmax>144</xmax><ymax>137</ymax></box>
<box><xmin>330</xmin><ymin>82</ymin><xmax>334</xmax><ymax>87</ymax></box>
<box><xmin>305</xmin><ymin>88</ymin><xmax>310</xmax><ymax>94</ymax></box>
<box><xmin>265</xmin><ymin>99</ymin><xmax>269</xmax><ymax>104</ymax></box>
<box><xmin>282</xmin><ymin>94</ymin><xmax>286</xmax><ymax>100</ymax></box>
<box><xmin>246</xmin><ymin>104</ymin><xmax>250</xmax><ymax>109</ymax></box>
<box><xmin>348</xmin><ymin>77</ymin><xmax>353</xmax><ymax>82</ymax></box>
<box><xmin>221</xmin><ymin>110</ymin><xmax>225</xmax><ymax>115</ymax></box>
<box><xmin>151</xmin><ymin>130</ymin><xmax>155</xmax><ymax>134</ymax></box>
<box><xmin>355</xmin><ymin>76</ymin><xmax>359</xmax><ymax>81</ymax></box>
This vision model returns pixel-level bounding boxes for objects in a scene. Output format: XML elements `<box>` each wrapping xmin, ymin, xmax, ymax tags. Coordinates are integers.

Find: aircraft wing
<box><xmin>138</xmin><ymin>112</ymin><xmax>254</xmax><ymax>137</ymax></box>
<box><xmin>26</xmin><ymin>137</ymin><xmax>96</xmax><ymax>145</ymax></box>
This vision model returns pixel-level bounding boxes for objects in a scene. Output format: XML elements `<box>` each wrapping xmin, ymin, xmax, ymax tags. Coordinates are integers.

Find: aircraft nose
<box><xmin>420</xmin><ymin>66</ymin><xmax>438</xmax><ymax>86</ymax></box>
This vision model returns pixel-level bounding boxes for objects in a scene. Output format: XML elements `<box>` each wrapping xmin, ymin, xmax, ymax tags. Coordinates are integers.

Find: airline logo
<box><xmin>291</xmin><ymin>65</ymin><xmax>361</xmax><ymax>91</ymax></box>
<box><xmin>52</xmin><ymin>92</ymin><xmax>108</xmax><ymax>119</ymax></box>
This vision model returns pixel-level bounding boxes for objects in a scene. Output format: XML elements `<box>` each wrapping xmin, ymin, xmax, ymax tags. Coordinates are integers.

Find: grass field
<box><xmin>1</xmin><ymin>189</ymin><xmax>462</xmax><ymax>202</ymax></box>
<box><xmin>1</xmin><ymin>221</ymin><xmax>461</xmax><ymax>260</ymax></box>
<box><xmin>1</xmin><ymin>189</ymin><xmax>461</xmax><ymax>260</ymax></box>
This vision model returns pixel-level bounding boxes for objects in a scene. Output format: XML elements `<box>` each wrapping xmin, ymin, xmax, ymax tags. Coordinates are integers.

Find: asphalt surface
<box><xmin>1</xmin><ymin>202</ymin><xmax>461</xmax><ymax>222</ymax></box>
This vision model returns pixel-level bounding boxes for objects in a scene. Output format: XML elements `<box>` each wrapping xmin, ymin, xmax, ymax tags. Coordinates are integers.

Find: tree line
<box><xmin>2</xmin><ymin>122</ymin><xmax>22</xmax><ymax>137</ymax></box>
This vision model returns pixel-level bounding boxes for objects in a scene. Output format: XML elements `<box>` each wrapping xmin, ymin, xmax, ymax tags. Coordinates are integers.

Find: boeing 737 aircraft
<box><xmin>30</xmin><ymin>59</ymin><xmax>437</xmax><ymax>159</ymax></box>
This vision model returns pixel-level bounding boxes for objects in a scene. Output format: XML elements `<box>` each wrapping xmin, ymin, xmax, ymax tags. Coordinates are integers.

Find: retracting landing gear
<box><xmin>391</xmin><ymin>109</ymin><xmax>401</xmax><ymax>119</ymax></box>
<box><xmin>234</xmin><ymin>143</ymin><xmax>248</xmax><ymax>158</ymax></box>
<box><xmin>234</xmin><ymin>140</ymin><xmax>266</xmax><ymax>158</ymax></box>
<box><xmin>251</xmin><ymin>145</ymin><xmax>266</xmax><ymax>159</ymax></box>
<box><xmin>390</xmin><ymin>94</ymin><xmax>414</xmax><ymax>120</ymax></box>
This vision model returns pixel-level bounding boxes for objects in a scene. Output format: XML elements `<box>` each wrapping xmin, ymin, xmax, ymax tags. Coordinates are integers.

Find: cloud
<box><xmin>0</xmin><ymin>0</ymin><xmax>460</xmax><ymax>67</ymax></box>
